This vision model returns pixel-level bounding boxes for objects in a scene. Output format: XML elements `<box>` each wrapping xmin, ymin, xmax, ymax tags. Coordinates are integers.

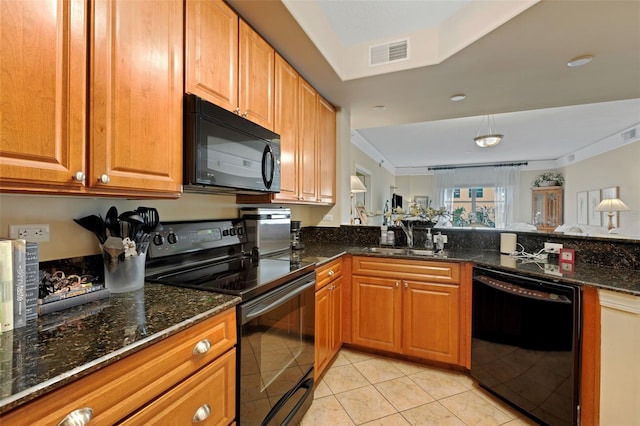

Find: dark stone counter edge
<box><xmin>0</xmin><ymin>297</ymin><xmax>240</xmax><ymax>415</ymax></box>
<box><xmin>306</xmin><ymin>245</ymin><xmax>640</xmax><ymax>296</ymax></box>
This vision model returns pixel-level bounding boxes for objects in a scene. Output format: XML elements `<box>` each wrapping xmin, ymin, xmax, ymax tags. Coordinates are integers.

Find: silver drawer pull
<box><xmin>328</xmin><ymin>269</ymin><xmax>334</xmax><ymax>276</ymax></box>
<box><xmin>192</xmin><ymin>403</ymin><xmax>211</xmax><ymax>423</ymax></box>
<box><xmin>192</xmin><ymin>338</ymin><xmax>211</xmax><ymax>355</ymax></box>
<box><xmin>57</xmin><ymin>407</ymin><xmax>93</xmax><ymax>426</ymax></box>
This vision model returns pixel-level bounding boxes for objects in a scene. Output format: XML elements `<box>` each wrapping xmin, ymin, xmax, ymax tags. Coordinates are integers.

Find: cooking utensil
<box><xmin>105</xmin><ymin>206</ymin><xmax>119</xmax><ymax>238</ymax></box>
<box><xmin>119</xmin><ymin>212</ymin><xmax>145</xmax><ymax>240</ymax></box>
<box><xmin>136</xmin><ymin>207</ymin><xmax>160</xmax><ymax>233</ymax></box>
<box><xmin>73</xmin><ymin>215</ymin><xmax>107</xmax><ymax>244</ymax></box>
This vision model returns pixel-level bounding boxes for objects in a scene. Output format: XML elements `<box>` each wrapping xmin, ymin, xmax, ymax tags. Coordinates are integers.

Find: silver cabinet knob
<box><xmin>241</xmin><ymin>111</ymin><xmax>248</xmax><ymax>118</ymax></box>
<box><xmin>192</xmin><ymin>338</ymin><xmax>211</xmax><ymax>355</ymax></box>
<box><xmin>57</xmin><ymin>407</ymin><xmax>93</xmax><ymax>426</ymax></box>
<box><xmin>395</xmin><ymin>281</ymin><xmax>400</xmax><ymax>288</ymax></box>
<box><xmin>72</xmin><ymin>171</ymin><xmax>85</xmax><ymax>183</ymax></box>
<box><xmin>404</xmin><ymin>282</ymin><xmax>408</xmax><ymax>288</ymax></box>
<box><xmin>192</xmin><ymin>403</ymin><xmax>211</xmax><ymax>423</ymax></box>
<box><xmin>328</xmin><ymin>270</ymin><xmax>334</xmax><ymax>276</ymax></box>
<box><xmin>234</xmin><ymin>108</ymin><xmax>240</xmax><ymax>114</ymax></box>
<box><xmin>98</xmin><ymin>174</ymin><xmax>110</xmax><ymax>184</ymax></box>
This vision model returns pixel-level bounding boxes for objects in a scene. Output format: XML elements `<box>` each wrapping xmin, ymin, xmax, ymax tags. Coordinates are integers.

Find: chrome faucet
<box><xmin>397</xmin><ymin>220</ymin><xmax>413</xmax><ymax>248</ymax></box>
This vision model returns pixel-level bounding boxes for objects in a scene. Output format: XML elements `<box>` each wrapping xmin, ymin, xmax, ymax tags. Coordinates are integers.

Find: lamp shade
<box><xmin>350</xmin><ymin>175</ymin><xmax>367</xmax><ymax>193</ymax></box>
<box><xmin>595</xmin><ymin>198</ymin><xmax>630</xmax><ymax>212</ymax></box>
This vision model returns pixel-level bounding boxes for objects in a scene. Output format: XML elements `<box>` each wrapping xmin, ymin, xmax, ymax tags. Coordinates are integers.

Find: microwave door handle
<box><xmin>262</xmin><ymin>144</ymin><xmax>274</xmax><ymax>189</ymax></box>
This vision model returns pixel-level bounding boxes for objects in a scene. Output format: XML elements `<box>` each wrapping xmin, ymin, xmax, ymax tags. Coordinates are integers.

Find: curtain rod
<box><xmin>428</xmin><ymin>161</ymin><xmax>528</xmax><ymax>171</ymax></box>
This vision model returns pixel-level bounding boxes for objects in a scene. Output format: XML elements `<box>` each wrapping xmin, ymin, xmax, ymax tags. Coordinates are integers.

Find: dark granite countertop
<box><xmin>297</xmin><ymin>243</ymin><xmax>640</xmax><ymax>296</ymax></box>
<box><xmin>0</xmin><ymin>283</ymin><xmax>240</xmax><ymax>414</ymax></box>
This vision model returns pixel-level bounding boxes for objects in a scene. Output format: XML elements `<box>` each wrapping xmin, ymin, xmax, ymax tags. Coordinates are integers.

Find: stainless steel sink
<box><xmin>365</xmin><ymin>247</ymin><xmax>437</xmax><ymax>257</ymax></box>
<box><xmin>365</xmin><ymin>247</ymin><xmax>408</xmax><ymax>255</ymax></box>
<box><xmin>406</xmin><ymin>249</ymin><xmax>435</xmax><ymax>256</ymax></box>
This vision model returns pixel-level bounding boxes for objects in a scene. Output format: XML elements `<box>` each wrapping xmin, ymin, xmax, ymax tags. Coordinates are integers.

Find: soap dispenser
<box><xmin>425</xmin><ymin>228</ymin><xmax>434</xmax><ymax>251</ymax></box>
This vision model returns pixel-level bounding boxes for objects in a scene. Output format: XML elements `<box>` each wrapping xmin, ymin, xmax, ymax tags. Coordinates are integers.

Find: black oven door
<box><xmin>237</xmin><ymin>273</ymin><xmax>315</xmax><ymax>426</ymax></box>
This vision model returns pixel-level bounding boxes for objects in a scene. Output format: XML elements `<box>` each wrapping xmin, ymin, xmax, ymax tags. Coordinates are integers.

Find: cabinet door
<box><xmin>90</xmin><ymin>0</ymin><xmax>182</xmax><ymax>193</ymax></box>
<box><xmin>352</xmin><ymin>276</ymin><xmax>401</xmax><ymax>352</ymax></box>
<box><xmin>315</xmin><ymin>284</ymin><xmax>331</xmax><ymax>379</ymax></box>
<box><xmin>317</xmin><ymin>96</ymin><xmax>336</xmax><ymax>204</ymax></box>
<box><xmin>273</xmin><ymin>54</ymin><xmax>299</xmax><ymax>202</ymax></box>
<box><xmin>185</xmin><ymin>0</ymin><xmax>238</xmax><ymax>111</ymax></box>
<box><xmin>0</xmin><ymin>0</ymin><xmax>86</xmax><ymax>190</ymax></box>
<box><xmin>121</xmin><ymin>349</ymin><xmax>236</xmax><ymax>425</ymax></box>
<box><xmin>298</xmin><ymin>79</ymin><xmax>318</xmax><ymax>202</ymax></box>
<box><xmin>402</xmin><ymin>280</ymin><xmax>460</xmax><ymax>364</ymax></box>
<box><xmin>238</xmin><ymin>20</ymin><xmax>274</xmax><ymax>130</ymax></box>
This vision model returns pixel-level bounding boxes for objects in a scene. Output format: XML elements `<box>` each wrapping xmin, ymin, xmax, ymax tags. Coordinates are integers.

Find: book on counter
<box><xmin>24</xmin><ymin>242</ymin><xmax>39</xmax><ymax>321</ymax></box>
<box><xmin>37</xmin><ymin>288</ymin><xmax>111</xmax><ymax>316</ymax></box>
<box><xmin>0</xmin><ymin>240</ymin><xmax>14</xmax><ymax>332</ymax></box>
<box><xmin>39</xmin><ymin>283</ymin><xmax>105</xmax><ymax>304</ymax></box>
<box><xmin>11</xmin><ymin>239</ymin><xmax>27</xmax><ymax>329</ymax></box>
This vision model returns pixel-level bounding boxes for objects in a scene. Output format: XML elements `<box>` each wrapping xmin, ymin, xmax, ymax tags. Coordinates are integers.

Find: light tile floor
<box><xmin>301</xmin><ymin>349</ymin><xmax>540</xmax><ymax>426</ymax></box>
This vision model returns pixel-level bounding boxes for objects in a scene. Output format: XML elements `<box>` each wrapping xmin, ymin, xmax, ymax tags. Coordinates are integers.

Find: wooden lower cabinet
<box><xmin>121</xmin><ymin>349</ymin><xmax>236</xmax><ymax>425</ymax></box>
<box><xmin>351</xmin><ymin>256</ymin><xmax>467</xmax><ymax>366</ymax></box>
<box><xmin>315</xmin><ymin>257</ymin><xmax>343</xmax><ymax>379</ymax></box>
<box><xmin>1</xmin><ymin>309</ymin><xmax>236</xmax><ymax>425</ymax></box>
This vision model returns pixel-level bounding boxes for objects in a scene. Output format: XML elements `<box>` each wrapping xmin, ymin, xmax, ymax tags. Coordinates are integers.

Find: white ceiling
<box><xmin>227</xmin><ymin>0</ymin><xmax>640</xmax><ymax>172</ymax></box>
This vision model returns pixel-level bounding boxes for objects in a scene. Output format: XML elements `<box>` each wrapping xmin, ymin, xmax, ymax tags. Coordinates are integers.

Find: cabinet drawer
<box><xmin>120</xmin><ymin>348</ymin><xmax>236</xmax><ymax>425</ymax></box>
<box><xmin>316</xmin><ymin>257</ymin><xmax>343</xmax><ymax>290</ymax></box>
<box><xmin>352</xmin><ymin>256</ymin><xmax>460</xmax><ymax>284</ymax></box>
<box><xmin>2</xmin><ymin>308</ymin><xmax>236</xmax><ymax>425</ymax></box>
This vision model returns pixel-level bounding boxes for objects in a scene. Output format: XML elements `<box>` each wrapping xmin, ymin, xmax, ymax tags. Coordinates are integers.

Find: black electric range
<box><xmin>144</xmin><ymin>219</ymin><xmax>314</xmax><ymax>300</ymax></box>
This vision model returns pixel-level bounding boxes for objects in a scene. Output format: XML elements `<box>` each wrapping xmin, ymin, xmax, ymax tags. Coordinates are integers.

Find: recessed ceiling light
<box><xmin>450</xmin><ymin>94</ymin><xmax>466</xmax><ymax>101</ymax></box>
<box><xmin>567</xmin><ymin>55</ymin><xmax>593</xmax><ymax>67</ymax></box>
<box><xmin>372</xmin><ymin>105</ymin><xmax>386</xmax><ymax>111</ymax></box>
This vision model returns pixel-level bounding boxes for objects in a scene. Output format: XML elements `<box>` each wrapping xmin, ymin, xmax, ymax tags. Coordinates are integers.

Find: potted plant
<box><xmin>533</xmin><ymin>171</ymin><xmax>565</xmax><ymax>187</ymax></box>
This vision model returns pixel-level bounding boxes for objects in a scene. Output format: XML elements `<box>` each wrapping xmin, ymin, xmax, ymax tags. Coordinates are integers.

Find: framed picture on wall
<box><xmin>577</xmin><ymin>191</ymin><xmax>588</xmax><ymax>225</ymax></box>
<box><xmin>587</xmin><ymin>189</ymin><xmax>601</xmax><ymax>226</ymax></box>
<box><xmin>414</xmin><ymin>196</ymin><xmax>430</xmax><ymax>209</ymax></box>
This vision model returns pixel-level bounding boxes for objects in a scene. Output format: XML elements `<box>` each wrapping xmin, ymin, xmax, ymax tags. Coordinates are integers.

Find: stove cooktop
<box><xmin>146</xmin><ymin>256</ymin><xmax>315</xmax><ymax>301</ymax></box>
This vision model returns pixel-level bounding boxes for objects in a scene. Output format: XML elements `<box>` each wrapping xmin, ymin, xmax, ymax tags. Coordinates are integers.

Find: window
<box><xmin>451</xmin><ymin>187</ymin><xmax>496</xmax><ymax>227</ymax></box>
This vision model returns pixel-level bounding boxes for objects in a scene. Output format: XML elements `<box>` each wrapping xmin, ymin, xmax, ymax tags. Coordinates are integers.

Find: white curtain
<box><xmin>494</xmin><ymin>166</ymin><xmax>521</xmax><ymax>228</ymax></box>
<box><xmin>432</xmin><ymin>165</ymin><xmax>522</xmax><ymax>228</ymax></box>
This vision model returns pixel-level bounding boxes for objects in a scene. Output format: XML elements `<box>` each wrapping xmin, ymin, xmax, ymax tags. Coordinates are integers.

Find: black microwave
<box><xmin>183</xmin><ymin>94</ymin><xmax>281</xmax><ymax>194</ymax></box>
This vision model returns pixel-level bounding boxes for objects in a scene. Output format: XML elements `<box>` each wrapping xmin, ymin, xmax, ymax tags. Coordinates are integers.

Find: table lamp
<box><xmin>595</xmin><ymin>198</ymin><xmax>630</xmax><ymax>231</ymax></box>
<box><xmin>350</xmin><ymin>176</ymin><xmax>367</xmax><ymax>225</ymax></box>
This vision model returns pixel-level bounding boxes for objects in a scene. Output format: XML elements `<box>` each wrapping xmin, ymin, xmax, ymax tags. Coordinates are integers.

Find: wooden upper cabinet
<box><xmin>185</xmin><ymin>0</ymin><xmax>274</xmax><ymax>130</ymax></box>
<box><xmin>317</xmin><ymin>96</ymin><xmax>336</xmax><ymax>204</ymax></box>
<box><xmin>185</xmin><ymin>0</ymin><xmax>238</xmax><ymax>111</ymax></box>
<box><xmin>298</xmin><ymin>79</ymin><xmax>318</xmax><ymax>202</ymax></box>
<box><xmin>90</xmin><ymin>0</ymin><xmax>183</xmax><ymax>193</ymax></box>
<box><xmin>238</xmin><ymin>19</ymin><xmax>274</xmax><ymax>130</ymax></box>
<box><xmin>1</xmin><ymin>0</ymin><xmax>182</xmax><ymax>197</ymax></box>
<box><xmin>0</xmin><ymin>0</ymin><xmax>87</xmax><ymax>189</ymax></box>
<box><xmin>273</xmin><ymin>54</ymin><xmax>299</xmax><ymax>202</ymax></box>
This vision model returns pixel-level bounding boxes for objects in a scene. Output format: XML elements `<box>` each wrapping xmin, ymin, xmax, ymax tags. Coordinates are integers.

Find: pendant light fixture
<box><xmin>474</xmin><ymin>115</ymin><xmax>503</xmax><ymax>148</ymax></box>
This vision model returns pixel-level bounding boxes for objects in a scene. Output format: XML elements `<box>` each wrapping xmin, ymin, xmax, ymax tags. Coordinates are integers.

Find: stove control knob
<box><xmin>167</xmin><ymin>233</ymin><xmax>178</xmax><ymax>244</ymax></box>
<box><xmin>153</xmin><ymin>234</ymin><xmax>165</xmax><ymax>246</ymax></box>
<box><xmin>229</xmin><ymin>228</ymin><xmax>236</xmax><ymax>236</ymax></box>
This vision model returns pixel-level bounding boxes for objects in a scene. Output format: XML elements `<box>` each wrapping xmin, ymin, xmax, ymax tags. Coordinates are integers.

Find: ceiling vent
<box><xmin>621</xmin><ymin>127</ymin><xmax>637</xmax><ymax>142</ymax></box>
<box><xmin>369</xmin><ymin>39</ymin><xmax>409</xmax><ymax>67</ymax></box>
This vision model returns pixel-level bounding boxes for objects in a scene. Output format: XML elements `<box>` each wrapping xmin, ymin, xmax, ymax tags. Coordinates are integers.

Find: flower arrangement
<box><xmin>533</xmin><ymin>171</ymin><xmax>564</xmax><ymax>187</ymax></box>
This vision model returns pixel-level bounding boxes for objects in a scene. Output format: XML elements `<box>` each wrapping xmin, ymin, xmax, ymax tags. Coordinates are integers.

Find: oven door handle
<box><xmin>261</xmin><ymin>377</ymin><xmax>314</xmax><ymax>426</ymax></box>
<box><xmin>244</xmin><ymin>278</ymin><xmax>315</xmax><ymax>321</ymax></box>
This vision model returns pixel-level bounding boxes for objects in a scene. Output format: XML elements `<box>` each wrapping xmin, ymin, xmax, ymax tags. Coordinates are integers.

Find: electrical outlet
<box><xmin>544</xmin><ymin>242</ymin><xmax>563</xmax><ymax>254</ymax></box>
<box><xmin>544</xmin><ymin>263</ymin><xmax>562</xmax><ymax>276</ymax></box>
<box><xmin>9</xmin><ymin>224</ymin><xmax>50</xmax><ymax>242</ymax></box>
<box><xmin>322</xmin><ymin>214</ymin><xmax>334</xmax><ymax>221</ymax></box>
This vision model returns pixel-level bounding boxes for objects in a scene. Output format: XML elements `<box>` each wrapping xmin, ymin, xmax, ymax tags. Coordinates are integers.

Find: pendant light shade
<box><xmin>475</xmin><ymin>115</ymin><xmax>503</xmax><ymax>148</ymax></box>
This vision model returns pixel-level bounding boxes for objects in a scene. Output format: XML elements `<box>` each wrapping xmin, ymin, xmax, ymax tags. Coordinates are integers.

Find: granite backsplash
<box><xmin>301</xmin><ymin>225</ymin><xmax>639</xmax><ymax>270</ymax></box>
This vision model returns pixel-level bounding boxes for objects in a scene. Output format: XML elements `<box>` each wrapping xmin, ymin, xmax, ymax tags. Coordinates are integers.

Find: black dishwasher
<box><xmin>471</xmin><ymin>266</ymin><xmax>581</xmax><ymax>426</ymax></box>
